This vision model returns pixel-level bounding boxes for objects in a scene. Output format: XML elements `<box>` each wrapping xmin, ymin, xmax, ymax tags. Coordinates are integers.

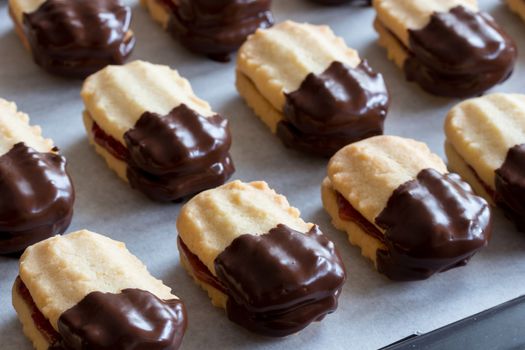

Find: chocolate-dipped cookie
<box><xmin>8</xmin><ymin>0</ymin><xmax>135</xmax><ymax>78</ymax></box>
<box><xmin>141</xmin><ymin>0</ymin><xmax>273</xmax><ymax>62</ymax></box>
<box><xmin>81</xmin><ymin>60</ymin><xmax>234</xmax><ymax>202</ymax></box>
<box><xmin>373</xmin><ymin>0</ymin><xmax>517</xmax><ymax>97</ymax></box>
<box><xmin>507</xmin><ymin>0</ymin><xmax>525</xmax><ymax>22</ymax></box>
<box><xmin>236</xmin><ymin>21</ymin><xmax>390</xmax><ymax>157</ymax></box>
<box><xmin>0</xmin><ymin>99</ymin><xmax>74</xmax><ymax>255</ymax></box>
<box><xmin>177</xmin><ymin>180</ymin><xmax>346</xmax><ymax>336</ymax></box>
<box><xmin>12</xmin><ymin>230</ymin><xmax>187</xmax><ymax>350</ymax></box>
<box><xmin>322</xmin><ymin>135</ymin><xmax>492</xmax><ymax>281</ymax></box>
<box><xmin>445</xmin><ymin>93</ymin><xmax>525</xmax><ymax>232</ymax></box>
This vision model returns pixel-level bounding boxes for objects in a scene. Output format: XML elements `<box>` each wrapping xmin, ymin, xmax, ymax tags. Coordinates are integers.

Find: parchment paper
<box><xmin>1</xmin><ymin>1</ymin><xmax>525</xmax><ymax>349</ymax></box>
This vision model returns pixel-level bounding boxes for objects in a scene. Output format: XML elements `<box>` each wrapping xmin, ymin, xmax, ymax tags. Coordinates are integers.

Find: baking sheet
<box><xmin>1</xmin><ymin>0</ymin><xmax>525</xmax><ymax>349</ymax></box>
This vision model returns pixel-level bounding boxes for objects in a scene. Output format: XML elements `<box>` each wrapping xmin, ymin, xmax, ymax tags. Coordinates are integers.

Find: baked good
<box><xmin>141</xmin><ymin>0</ymin><xmax>273</xmax><ymax>62</ymax></box>
<box><xmin>310</xmin><ymin>0</ymin><xmax>371</xmax><ymax>5</ymax></box>
<box><xmin>373</xmin><ymin>0</ymin><xmax>517</xmax><ymax>97</ymax></box>
<box><xmin>322</xmin><ymin>135</ymin><xmax>492</xmax><ymax>281</ymax></box>
<box><xmin>507</xmin><ymin>0</ymin><xmax>525</xmax><ymax>22</ymax></box>
<box><xmin>236</xmin><ymin>20</ymin><xmax>389</xmax><ymax>157</ymax></box>
<box><xmin>8</xmin><ymin>0</ymin><xmax>135</xmax><ymax>78</ymax></box>
<box><xmin>445</xmin><ymin>93</ymin><xmax>525</xmax><ymax>232</ymax></box>
<box><xmin>0</xmin><ymin>99</ymin><xmax>74</xmax><ymax>255</ymax></box>
<box><xmin>177</xmin><ymin>180</ymin><xmax>346</xmax><ymax>336</ymax></box>
<box><xmin>12</xmin><ymin>230</ymin><xmax>187</xmax><ymax>350</ymax></box>
<box><xmin>81</xmin><ymin>60</ymin><xmax>234</xmax><ymax>202</ymax></box>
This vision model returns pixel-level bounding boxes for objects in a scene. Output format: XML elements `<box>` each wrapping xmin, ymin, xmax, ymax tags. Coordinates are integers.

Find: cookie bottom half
<box><xmin>321</xmin><ymin>177</ymin><xmax>385</xmax><ymax>266</ymax></box>
<box><xmin>12</xmin><ymin>277</ymin><xmax>60</xmax><ymax>350</ymax></box>
<box><xmin>445</xmin><ymin>141</ymin><xmax>495</xmax><ymax>205</ymax></box>
<box><xmin>177</xmin><ymin>237</ymin><xmax>228</xmax><ymax>309</ymax></box>
<box><xmin>83</xmin><ymin>111</ymin><xmax>129</xmax><ymax>183</ymax></box>
<box><xmin>373</xmin><ymin>19</ymin><xmax>408</xmax><ymax>70</ymax></box>
<box><xmin>8</xmin><ymin>4</ymin><xmax>30</xmax><ymax>52</ymax></box>
<box><xmin>141</xmin><ymin>0</ymin><xmax>171</xmax><ymax>29</ymax></box>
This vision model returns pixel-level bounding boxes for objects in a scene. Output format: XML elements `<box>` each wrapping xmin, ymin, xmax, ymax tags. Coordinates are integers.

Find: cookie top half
<box><xmin>445</xmin><ymin>93</ymin><xmax>525</xmax><ymax>189</ymax></box>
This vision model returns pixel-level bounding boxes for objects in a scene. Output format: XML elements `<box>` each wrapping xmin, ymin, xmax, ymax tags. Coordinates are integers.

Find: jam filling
<box><xmin>91</xmin><ymin>119</ymin><xmax>129</xmax><ymax>161</ymax></box>
<box><xmin>177</xmin><ymin>237</ymin><xmax>227</xmax><ymax>294</ymax></box>
<box><xmin>15</xmin><ymin>277</ymin><xmax>61</xmax><ymax>346</ymax></box>
<box><xmin>336</xmin><ymin>192</ymin><xmax>384</xmax><ymax>242</ymax></box>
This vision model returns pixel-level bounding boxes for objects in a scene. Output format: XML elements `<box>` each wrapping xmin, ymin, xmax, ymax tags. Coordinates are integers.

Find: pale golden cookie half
<box><xmin>8</xmin><ymin>0</ymin><xmax>135</xmax><ymax>78</ymax></box>
<box><xmin>13</xmin><ymin>230</ymin><xmax>187</xmax><ymax>350</ymax></box>
<box><xmin>141</xmin><ymin>0</ymin><xmax>273</xmax><ymax>62</ymax></box>
<box><xmin>0</xmin><ymin>98</ymin><xmax>74</xmax><ymax>255</ymax></box>
<box><xmin>373</xmin><ymin>0</ymin><xmax>516</xmax><ymax>97</ymax></box>
<box><xmin>81</xmin><ymin>60</ymin><xmax>234</xmax><ymax>202</ymax></box>
<box><xmin>236</xmin><ymin>20</ymin><xmax>389</xmax><ymax>157</ymax></box>
<box><xmin>507</xmin><ymin>0</ymin><xmax>525</xmax><ymax>22</ymax></box>
<box><xmin>177</xmin><ymin>180</ymin><xmax>346</xmax><ymax>337</ymax></box>
<box><xmin>445</xmin><ymin>93</ymin><xmax>525</xmax><ymax>231</ymax></box>
<box><xmin>322</xmin><ymin>135</ymin><xmax>492</xmax><ymax>281</ymax></box>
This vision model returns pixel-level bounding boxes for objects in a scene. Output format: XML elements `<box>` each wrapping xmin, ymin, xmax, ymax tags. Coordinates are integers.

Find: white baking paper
<box><xmin>1</xmin><ymin>0</ymin><xmax>525</xmax><ymax>349</ymax></box>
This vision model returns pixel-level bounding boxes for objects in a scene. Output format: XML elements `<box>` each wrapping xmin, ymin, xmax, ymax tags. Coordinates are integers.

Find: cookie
<box><xmin>310</xmin><ymin>0</ymin><xmax>371</xmax><ymax>5</ymax></box>
<box><xmin>0</xmin><ymin>99</ymin><xmax>74</xmax><ymax>255</ymax></box>
<box><xmin>445</xmin><ymin>93</ymin><xmax>525</xmax><ymax>232</ymax></box>
<box><xmin>12</xmin><ymin>230</ymin><xmax>187</xmax><ymax>350</ymax></box>
<box><xmin>236</xmin><ymin>20</ymin><xmax>389</xmax><ymax>157</ymax></box>
<box><xmin>81</xmin><ymin>60</ymin><xmax>234</xmax><ymax>202</ymax></box>
<box><xmin>8</xmin><ymin>0</ymin><xmax>135</xmax><ymax>78</ymax></box>
<box><xmin>177</xmin><ymin>180</ymin><xmax>346</xmax><ymax>337</ymax></box>
<box><xmin>507</xmin><ymin>0</ymin><xmax>525</xmax><ymax>22</ymax></box>
<box><xmin>373</xmin><ymin>0</ymin><xmax>517</xmax><ymax>97</ymax></box>
<box><xmin>322</xmin><ymin>135</ymin><xmax>492</xmax><ymax>281</ymax></box>
<box><xmin>141</xmin><ymin>0</ymin><xmax>273</xmax><ymax>62</ymax></box>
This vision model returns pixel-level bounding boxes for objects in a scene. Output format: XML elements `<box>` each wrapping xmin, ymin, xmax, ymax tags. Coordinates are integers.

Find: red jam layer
<box><xmin>15</xmin><ymin>276</ymin><xmax>61</xmax><ymax>346</ymax></box>
<box><xmin>91</xmin><ymin>118</ymin><xmax>129</xmax><ymax>161</ymax></box>
<box><xmin>336</xmin><ymin>192</ymin><xmax>385</xmax><ymax>242</ymax></box>
<box><xmin>177</xmin><ymin>237</ymin><xmax>227</xmax><ymax>294</ymax></box>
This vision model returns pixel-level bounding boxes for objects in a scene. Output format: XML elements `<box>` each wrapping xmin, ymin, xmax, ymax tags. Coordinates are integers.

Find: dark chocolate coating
<box><xmin>124</xmin><ymin>104</ymin><xmax>234</xmax><ymax>202</ymax></box>
<box><xmin>166</xmin><ymin>0</ymin><xmax>273</xmax><ymax>62</ymax></box>
<box><xmin>214</xmin><ymin>224</ymin><xmax>346</xmax><ymax>337</ymax></box>
<box><xmin>23</xmin><ymin>0</ymin><xmax>135</xmax><ymax>78</ymax></box>
<box><xmin>279</xmin><ymin>60</ymin><xmax>389</xmax><ymax>157</ymax></box>
<box><xmin>0</xmin><ymin>143</ymin><xmax>74</xmax><ymax>255</ymax></box>
<box><xmin>53</xmin><ymin>289</ymin><xmax>186</xmax><ymax>350</ymax></box>
<box><xmin>375</xmin><ymin>168</ymin><xmax>492</xmax><ymax>281</ymax></box>
<box><xmin>405</xmin><ymin>6</ymin><xmax>517</xmax><ymax>98</ymax></box>
<box><xmin>495</xmin><ymin>144</ymin><xmax>525</xmax><ymax>232</ymax></box>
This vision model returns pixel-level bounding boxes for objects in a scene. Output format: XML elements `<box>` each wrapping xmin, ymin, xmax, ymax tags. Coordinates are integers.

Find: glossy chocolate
<box><xmin>495</xmin><ymin>144</ymin><xmax>525</xmax><ymax>232</ymax></box>
<box><xmin>375</xmin><ymin>169</ymin><xmax>492</xmax><ymax>281</ymax></box>
<box><xmin>405</xmin><ymin>6</ymin><xmax>517</xmax><ymax>97</ymax></box>
<box><xmin>165</xmin><ymin>0</ymin><xmax>273</xmax><ymax>62</ymax></box>
<box><xmin>123</xmin><ymin>104</ymin><xmax>234</xmax><ymax>202</ymax></box>
<box><xmin>52</xmin><ymin>289</ymin><xmax>186</xmax><ymax>350</ymax></box>
<box><xmin>280</xmin><ymin>60</ymin><xmax>389</xmax><ymax>157</ymax></box>
<box><xmin>214</xmin><ymin>224</ymin><xmax>346</xmax><ymax>337</ymax></box>
<box><xmin>23</xmin><ymin>0</ymin><xmax>135</xmax><ymax>78</ymax></box>
<box><xmin>0</xmin><ymin>143</ymin><xmax>74</xmax><ymax>255</ymax></box>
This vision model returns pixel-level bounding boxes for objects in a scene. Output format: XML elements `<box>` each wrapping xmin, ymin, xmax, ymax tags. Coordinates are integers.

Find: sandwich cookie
<box><xmin>177</xmin><ymin>180</ymin><xmax>346</xmax><ymax>336</ymax></box>
<box><xmin>507</xmin><ymin>0</ymin><xmax>525</xmax><ymax>22</ymax></box>
<box><xmin>373</xmin><ymin>0</ymin><xmax>517</xmax><ymax>97</ymax></box>
<box><xmin>322</xmin><ymin>135</ymin><xmax>492</xmax><ymax>281</ymax></box>
<box><xmin>8</xmin><ymin>0</ymin><xmax>135</xmax><ymax>78</ymax></box>
<box><xmin>237</xmin><ymin>21</ymin><xmax>389</xmax><ymax>157</ymax></box>
<box><xmin>141</xmin><ymin>0</ymin><xmax>273</xmax><ymax>62</ymax></box>
<box><xmin>12</xmin><ymin>230</ymin><xmax>187</xmax><ymax>350</ymax></box>
<box><xmin>0</xmin><ymin>99</ymin><xmax>74</xmax><ymax>255</ymax></box>
<box><xmin>81</xmin><ymin>60</ymin><xmax>234</xmax><ymax>202</ymax></box>
<box><xmin>445</xmin><ymin>93</ymin><xmax>525</xmax><ymax>232</ymax></box>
